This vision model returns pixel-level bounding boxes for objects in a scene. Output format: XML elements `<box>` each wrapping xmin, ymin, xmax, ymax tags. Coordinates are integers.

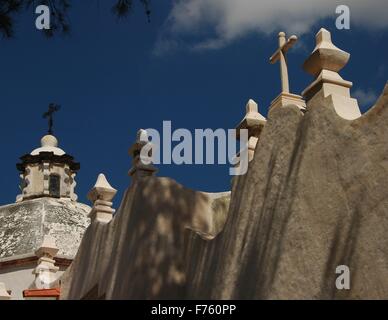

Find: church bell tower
<box><xmin>0</xmin><ymin>105</ymin><xmax>90</xmax><ymax>299</ymax></box>
<box><xmin>16</xmin><ymin>134</ymin><xmax>80</xmax><ymax>202</ymax></box>
<box><xmin>16</xmin><ymin>104</ymin><xmax>80</xmax><ymax>202</ymax></box>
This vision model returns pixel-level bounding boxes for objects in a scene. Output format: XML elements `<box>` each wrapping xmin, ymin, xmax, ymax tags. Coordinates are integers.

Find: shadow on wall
<box><xmin>63</xmin><ymin>84</ymin><xmax>388</xmax><ymax>300</ymax></box>
<box><xmin>62</xmin><ymin>176</ymin><xmax>230</xmax><ymax>299</ymax></box>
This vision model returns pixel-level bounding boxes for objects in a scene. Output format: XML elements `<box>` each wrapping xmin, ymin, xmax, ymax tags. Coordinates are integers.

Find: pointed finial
<box><xmin>128</xmin><ymin>129</ymin><xmax>158</xmax><ymax>182</ymax></box>
<box><xmin>88</xmin><ymin>174</ymin><xmax>117</xmax><ymax>203</ymax></box>
<box><xmin>236</xmin><ymin>99</ymin><xmax>266</xmax><ymax>140</ymax></box>
<box><xmin>136</xmin><ymin>129</ymin><xmax>149</xmax><ymax>144</ymax></box>
<box><xmin>316</xmin><ymin>28</ymin><xmax>332</xmax><ymax>43</ymax></box>
<box><xmin>129</xmin><ymin>129</ymin><xmax>150</xmax><ymax>158</ymax></box>
<box><xmin>87</xmin><ymin>174</ymin><xmax>117</xmax><ymax>223</ymax></box>
<box><xmin>302</xmin><ymin>27</ymin><xmax>361</xmax><ymax>120</ymax></box>
<box><xmin>303</xmin><ymin>28</ymin><xmax>350</xmax><ymax>77</ymax></box>
<box><xmin>33</xmin><ymin>236</ymin><xmax>59</xmax><ymax>290</ymax></box>
<box><xmin>246</xmin><ymin>99</ymin><xmax>259</xmax><ymax>114</ymax></box>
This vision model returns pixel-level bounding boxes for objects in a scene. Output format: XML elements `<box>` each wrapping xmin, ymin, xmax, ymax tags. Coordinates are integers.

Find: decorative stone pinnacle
<box><xmin>87</xmin><ymin>174</ymin><xmax>117</xmax><ymax>223</ymax></box>
<box><xmin>246</xmin><ymin>99</ymin><xmax>259</xmax><ymax>114</ymax></box>
<box><xmin>33</xmin><ymin>236</ymin><xmax>59</xmax><ymax>289</ymax></box>
<box><xmin>136</xmin><ymin>129</ymin><xmax>149</xmax><ymax>145</ymax></box>
<box><xmin>235</xmin><ymin>99</ymin><xmax>267</xmax><ymax>163</ymax></box>
<box><xmin>88</xmin><ymin>174</ymin><xmax>117</xmax><ymax>203</ymax></box>
<box><xmin>129</xmin><ymin>129</ymin><xmax>151</xmax><ymax>158</ymax></box>
<box><xmin>128</xmin><ymin>129</ymin><xmax>157</xmax><ymax>182</ymax></box>
<box><xmin>302</xmin><ymin>28</ymin><xmax>361</xmax><ymax>120</ymax></box>
<box><xmin>238</xmin><ymin>99</ymin><xmax>266</xmax><ymax>134</ymax></box>
<box><xmin>303</xmin><ymin>28</ymin><xmax>350</xmax><ymax>77</ymax></box>
<box><xmin>316</xmin><ymin>27</ymin><xmax>331</xmax><ymax>43</ymax></box>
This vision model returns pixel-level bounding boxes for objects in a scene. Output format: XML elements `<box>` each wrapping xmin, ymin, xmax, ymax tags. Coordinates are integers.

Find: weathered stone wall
<box><xmin>0</xmin><ymin>198</ymin><xmax>90</xmax><ymax>259</ymax></box>
<box><xmin>62</xmin><ymin>84</ymin><xmax>388</xmax><ymax>299</ymax></box>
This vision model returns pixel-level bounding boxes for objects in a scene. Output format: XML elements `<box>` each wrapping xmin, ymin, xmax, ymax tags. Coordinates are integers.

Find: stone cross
<box><xmin>270</xmin><ymin>32</ymin><xmax>298</xmax><ymax>94</ymax></box>
<box><xmin>43</xmin><ymin>103</ymin><xmax>61</xmax><ymax>135</ymax></box>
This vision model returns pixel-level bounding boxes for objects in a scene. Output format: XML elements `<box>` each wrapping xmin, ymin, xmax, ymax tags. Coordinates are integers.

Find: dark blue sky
<box><xmin>0</xmin><ymin>1</ymin><xmax>386</xmax><ymax>206</ymax></box>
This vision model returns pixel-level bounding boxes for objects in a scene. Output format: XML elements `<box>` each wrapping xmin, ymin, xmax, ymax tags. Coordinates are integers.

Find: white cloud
<box><xmin>155</xmin><ymin>0</ymin><xmax>388</xmax><ymax>54</ymax></box>
<box><xmin>353</xmin><ymin>89</ymin><xmax>378</xmax><ymax>107</ymax></box>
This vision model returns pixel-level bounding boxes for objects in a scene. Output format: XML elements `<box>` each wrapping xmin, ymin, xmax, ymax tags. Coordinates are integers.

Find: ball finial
<box><xmin>41</xmin><ymin>135</ymin><xmax>58</xmax><ymax>148</ymax></box>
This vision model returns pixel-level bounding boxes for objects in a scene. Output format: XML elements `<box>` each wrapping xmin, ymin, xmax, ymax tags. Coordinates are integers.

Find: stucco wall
<box><xmin>61</xmin><ymin>84</ymin><xmax>388</xmax><ymax>299</ymax></box>
<box><xmin>0</xmin><ymin>261</ymin><xmax>66</xmax><ymax>300</ymax></box>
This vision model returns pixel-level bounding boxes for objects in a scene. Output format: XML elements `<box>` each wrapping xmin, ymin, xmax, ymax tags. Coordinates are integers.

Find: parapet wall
<box><xmin>62</xmin><ymin>83</ymin><xmax>388</xmax><ymax>299</ymax></box>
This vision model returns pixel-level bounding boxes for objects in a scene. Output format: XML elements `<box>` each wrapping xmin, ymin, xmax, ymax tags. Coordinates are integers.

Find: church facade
<box><xmin>1</xmin><ymin>27</ymin><xmax>387</xmax><ymax>300</ymax></box>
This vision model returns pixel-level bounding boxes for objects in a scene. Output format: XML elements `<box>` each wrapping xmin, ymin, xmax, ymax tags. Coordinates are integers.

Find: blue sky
<box><xmin>0</xmin><ymin>1</ymin><xmax>387</xmax><ymax>206</ymax></box>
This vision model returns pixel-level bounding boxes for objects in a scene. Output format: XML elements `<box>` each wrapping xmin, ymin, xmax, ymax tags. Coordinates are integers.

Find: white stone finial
<box><xmin>88</xmin><ymin>174</ymin><xmax>117</xmax><ymax>202</ymax></box>
<box><xmin>302</xmin><ymin>28</ymin><xmax>361</xmax><ymax>120</ymax></box>
<box><xmin>33</xmin><ymin>236</ymin><xmax>59</xmax><ymax>290</ymax></box>
<box><xmin>128</xmin><ymin>129</ymin><xmax>158</xmax><ymax>182</ymax></box>
<box><xmin>246</xmin><ymin>99</ymin><xmax>259</xmax><ymax>114</ymax></box>
<box><xmin>136</xmin><ymin>129</ymin><xmax>149</xmax><ymax>145</ymax></box>
<box><xmin>41</xmin><ymin>135</ymin><xmax>59</xmax><ymax>148</ymax></box>
<box><xmin>316</xmin><ymin>28</ymin><xmax>331</xmax><ymax>43</ymax></box>
<box><xmin>235</xmin><ymin>99</ymin><xmax>267</xmax><ymax>164</ymax></box>
<box><xmin>87</xmin><ymin>174</ymin><xmax>117</xmax><ymax>223</ymax></box>
<box><xmin>304</xmin><ymin>28</ymin><xmax>350</xmax><ymax>77</ymax></box>
<box><xmin>31</xmin><ymin>134</ymin><xmax>64</xmax><ymax>156</ymax></box>
<box><xmin>0</xmin><ymin>282</ymin><xmax>11</xmax><ymax>300</ymax></box>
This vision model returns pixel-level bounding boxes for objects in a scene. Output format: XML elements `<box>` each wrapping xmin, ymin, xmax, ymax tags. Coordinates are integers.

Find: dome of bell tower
<box><xmin>30</xmin><ymin>135</ymin><xmax>65</xmax><ymax>156</ymax></box>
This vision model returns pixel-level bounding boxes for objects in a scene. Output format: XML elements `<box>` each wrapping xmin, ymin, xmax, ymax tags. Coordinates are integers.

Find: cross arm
<box><xmin>269</xmin><ymin>35</ymin><xmax>298</xmax><ymax>64</ymax></box>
